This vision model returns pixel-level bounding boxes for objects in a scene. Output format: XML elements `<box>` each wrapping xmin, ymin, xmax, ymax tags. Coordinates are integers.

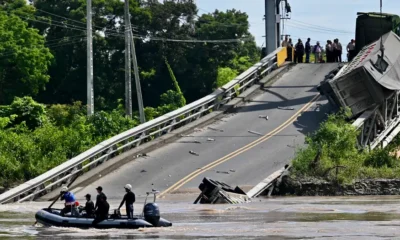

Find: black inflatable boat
<box><xmin>35</xmin><ymin>191</ymin><xmax>172</xmax><ymax>229</ymax></box>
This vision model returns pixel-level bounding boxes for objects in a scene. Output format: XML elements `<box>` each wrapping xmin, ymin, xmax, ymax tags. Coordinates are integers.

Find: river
<box><xmin>1</xmin><ymin>194</ymin><xmax>400</xmax><ymax>239</ymax></box>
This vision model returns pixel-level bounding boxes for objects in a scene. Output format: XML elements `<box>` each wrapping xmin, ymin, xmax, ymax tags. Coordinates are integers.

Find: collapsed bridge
<box><xmin>319</xmin><ymin>31</ymin><xmax>400</xmax><ymax>150</ymax></box>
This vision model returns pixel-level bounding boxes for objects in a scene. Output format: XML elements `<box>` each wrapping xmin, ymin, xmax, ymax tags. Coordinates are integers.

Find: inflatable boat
<box><xmin>35</xmin><ymin>191</ymin><xmax>172</xmax><ymax>229</ymax></box>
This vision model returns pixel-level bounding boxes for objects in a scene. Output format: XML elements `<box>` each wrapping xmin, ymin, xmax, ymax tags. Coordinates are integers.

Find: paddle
<box><xmin>33</xmin><ymin>171</ymin><xmax>82</xmax><ymax>226</ymax></box>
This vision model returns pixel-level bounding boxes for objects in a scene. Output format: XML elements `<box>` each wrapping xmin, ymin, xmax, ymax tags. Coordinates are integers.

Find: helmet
<box><xmin>61</xmin><ymin>186</ymin><xmax>68</xmax><ymax>192</ymax></box>
<box><xmin>124</xmin><ymin>184</ymin><xmax>132</xmax><ymax>190</ymax></box>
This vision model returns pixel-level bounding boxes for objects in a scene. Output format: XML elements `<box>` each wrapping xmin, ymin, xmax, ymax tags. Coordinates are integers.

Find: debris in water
<box><xmin>189</xmin><ymin>150</ymin><xmax>199</xmax><ymax>156</ymax></box>
<box><xmin>194</xmin><ymin>177</ymin><xmax>250</xmax><ymax>204</ymax></box>
<box><xmin>278</xmin><ymin>106</ymin><xmax>295</xmax><ymax>110</ymax></box>
<box><xmin>207</xmin><ymin>138</ymin><xmax>215</xmax><ymax>141</ymax></box>
<box><xmin>248</xmin><ymin>130</ymin><xmax>263</xmax><ymax>136</ymax></box>
<box><xmin>141</xmin><ymin>169</ymin><xmax>147</xmax><ymax>173</ymax></box>
<box><xmin>208</xmin><ymin>127</ymin><xmax>224</xmax><ymax>132</ymax></box>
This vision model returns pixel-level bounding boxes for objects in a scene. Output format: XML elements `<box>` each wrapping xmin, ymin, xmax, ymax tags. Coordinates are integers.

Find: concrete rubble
<box><xmin>195</xmin><ymin>166</ymin><xmax>291</xmax><ymax>204</ymax></box>
<box><xmin>194</xmin><ymin>177</ymin><xmax>250</xmax><ymax>204</ymax></box>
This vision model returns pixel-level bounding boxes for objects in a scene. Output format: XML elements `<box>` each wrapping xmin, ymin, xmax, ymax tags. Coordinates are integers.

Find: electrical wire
<box><xmin>289</xmin><ymin>19</ymin><xmax>354</xmax><ymax>34</ymax></box>
<box><xmin>44</xmin><ymin>34</ymin><xmax>88</xmax><ymax>43</ymax></box>
<box><xmin>17</xmin><ymin>13</ymin><xmax>251</xmax><ymax>44</ymax></box>
<box><xmin>34</xmin><ymin>8</ymin><xmax>124</xmax><ymax>33</ymax></box>
<box><xmin>286</xmin><ymin>23</ymin><xmax>352</xmax><ymax>35</ymax></box>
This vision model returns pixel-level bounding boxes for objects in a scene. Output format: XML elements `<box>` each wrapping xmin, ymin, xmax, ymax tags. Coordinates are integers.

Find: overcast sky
<box><xmin>196</xmin><ymin>0</ymin><xmax>400</xmax><ymax>46</ymax></box>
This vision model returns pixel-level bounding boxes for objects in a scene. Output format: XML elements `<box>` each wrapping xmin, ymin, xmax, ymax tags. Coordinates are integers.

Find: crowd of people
<box><xmin>281</xmin><ymin>36</ymin><xmax>357</xmax><ymax>63</ymax></box>
<box><xmin>59</xmin><ymin>184</ymin><xmax>136</xmax><ymax>226</ymax></box>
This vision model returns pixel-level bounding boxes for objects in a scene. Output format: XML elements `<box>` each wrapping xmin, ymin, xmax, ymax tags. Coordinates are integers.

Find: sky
<box><xmin>196</xmin><ymin>0</ymin><xmax>400</xmax><ymax>47</ymax></box>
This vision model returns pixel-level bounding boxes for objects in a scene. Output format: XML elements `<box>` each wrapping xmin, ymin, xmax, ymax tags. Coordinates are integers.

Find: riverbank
<box><xmin>272</xmin><ymin>176</ymin><xmax>400</xmax><ymax>196</ymax></box>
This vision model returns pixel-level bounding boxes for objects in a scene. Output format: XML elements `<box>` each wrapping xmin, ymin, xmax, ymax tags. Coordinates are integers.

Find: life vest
<box><xmin>63</xmin><ymin>192</ymin><xmax>76</xmax><ymax>205</ymax></box>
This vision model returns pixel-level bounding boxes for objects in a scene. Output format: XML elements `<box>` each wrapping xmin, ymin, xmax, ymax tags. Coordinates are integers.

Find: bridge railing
<box><xmin>0</xmin><ymin>47</ymin><xmax>287</xmax><ymax>204</ymax></box>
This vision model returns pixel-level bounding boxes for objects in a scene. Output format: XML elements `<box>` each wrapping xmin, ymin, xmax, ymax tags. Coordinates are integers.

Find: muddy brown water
<box><xmin>2</xmin><ymin>194</ymin><xmax>400</xmax><ymax>239</ymax></box>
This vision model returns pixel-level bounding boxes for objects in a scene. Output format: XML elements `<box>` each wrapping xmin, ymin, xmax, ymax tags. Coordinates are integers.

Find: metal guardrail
<box><xmin>0</xmin><ymin>48</ymin><xmax>284</xmax><ymax>204</ymax></box>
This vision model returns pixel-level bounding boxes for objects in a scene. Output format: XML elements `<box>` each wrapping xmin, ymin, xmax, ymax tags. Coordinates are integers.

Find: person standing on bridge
<box><xmin>95</xmin><ymin>186</ymin><xmax>107</xmax><ymax>212</ymax></box>
<box><xmin>333</xmin><ymin>39</ymin><xmax>343</xmax><ymax>62</ymax></box>
<box><xmin>326</xmin><ymin>40</ymin><xmax>334</xmax><ymax>62</ymax></box>
<box><xmin>313</xmin><ymin>42</ymin><xmax>322</xmax><ymax>63</ymax></box>
<box><xmin>118</xmin><ymin>184</ymin><xmax>136</xmax><ymax>219</ymax></box>
<box><xmin>347</xmin><ymin>39</ymin><xmax>356</xmax><ymax>61</ymax></box>
<box><xmin>295</xmin><ymin>39</ymin><xmax>305</xmax><ymax>63</ymax></box>
<box><xmin>281</xmin><ymin>36</ymin><xmax>289</xmax><ymax>47</ymax></box>
<box><xmin>305</xmin><ymin>38</ymin><xmax>311</xmax><ymax>63</ymax></box>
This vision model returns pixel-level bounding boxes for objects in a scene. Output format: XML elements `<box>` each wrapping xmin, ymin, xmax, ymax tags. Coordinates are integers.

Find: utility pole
<box><xmin>265</xmin><ymin>0</ymin><xmax>291</xmax><ymax>55</ymax></box>
<box><xmin>86</xmin><ymin>0</ymin><xmax>94</xmax><ymax>116</ymax></box>
<box><xmin>125</xmin><ymin>5</ymin><xmax>145</xmax><ymax>123</ymax></box>
<box><xmin>130</xmin><ymin>29</ymin><xmax>146</xmax><ymax>123</ymax></box>
<box><xmin>124</xmin><ymin>0</ymin><xmax>133</xmax><ymax>118</ymax></box>
<box><xmin>265</xmin><ymin>0</ymin><xmax>278</xmax><ymax>55</ymax></box>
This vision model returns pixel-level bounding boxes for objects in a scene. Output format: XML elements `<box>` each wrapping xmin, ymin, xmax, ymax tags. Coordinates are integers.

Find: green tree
<box><xmin>0</xmin><ymin>96</ymin><xmax>47</xmax><ymax>129</ymax></box>
<box><xmin>0</xmin><ymin>10</ymin><xmax>53</xmax><ymax>104</ymax></box>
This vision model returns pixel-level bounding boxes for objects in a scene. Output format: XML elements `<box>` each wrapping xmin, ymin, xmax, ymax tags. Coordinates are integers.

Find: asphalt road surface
<box><xmin>75</xmin><ymin>63</ymin><xmax>339</xmax><ymax>200</ymax></box>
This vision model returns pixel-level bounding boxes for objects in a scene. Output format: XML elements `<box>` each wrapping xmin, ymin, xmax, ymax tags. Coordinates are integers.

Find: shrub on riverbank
<box><xmin>291</xmin><ymin>109</ymin><xmax>400</xmax><ymax>183</ymax></box>
<box><xmin>0</xmin><ymin>97</ymin><xmax>185</xmax><ymax>188</ymax></box>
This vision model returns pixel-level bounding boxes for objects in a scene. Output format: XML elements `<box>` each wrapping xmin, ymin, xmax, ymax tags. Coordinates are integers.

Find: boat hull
<box><xmin>35</xmin><ymin>209</ymin><xmax>172</xmax><ymax>229</ymax></box>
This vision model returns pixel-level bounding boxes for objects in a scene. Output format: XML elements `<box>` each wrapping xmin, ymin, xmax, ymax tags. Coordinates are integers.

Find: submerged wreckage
<box><xmin>195</xmin><ymin>166</ymin><xmax>290</xmax><ymax>204</ymax></box>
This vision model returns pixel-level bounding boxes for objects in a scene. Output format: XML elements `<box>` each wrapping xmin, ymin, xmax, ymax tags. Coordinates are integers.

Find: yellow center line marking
<box><xmin>159</xmin><ymin>94</ymin><xmax>321</xmax><ymax>197</ymax></box>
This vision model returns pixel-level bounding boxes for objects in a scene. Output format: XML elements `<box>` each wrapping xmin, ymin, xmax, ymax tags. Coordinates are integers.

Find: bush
<box><xmin>0</xmin><ymin>96</ymin><xmax>47</xmax><ymax>129</ymax></box>
<box><xmin>291</xmin><ymin>108</ymin><xmax>394</xmax><ymax>183</ymax></box>
<box><xmin>0</xmin><ymin>97</ymin><xmax>142</xmax><ymax>187</ymax></box>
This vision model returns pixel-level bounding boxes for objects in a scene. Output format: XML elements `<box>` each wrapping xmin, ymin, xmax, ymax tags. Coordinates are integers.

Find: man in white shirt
<box><xmin>347</xmin><ymin>39</ymin><xmax>356</xmax><ymax>61</ymax></box>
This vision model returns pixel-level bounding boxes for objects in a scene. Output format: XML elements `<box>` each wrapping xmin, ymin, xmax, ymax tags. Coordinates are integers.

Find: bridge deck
<box><xmin>72</xmin><ymin>63</ymin><xmax>339</xmax><ymax>200</ymax></box>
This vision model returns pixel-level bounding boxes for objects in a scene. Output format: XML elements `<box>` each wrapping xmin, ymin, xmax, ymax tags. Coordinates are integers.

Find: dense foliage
<box><xmin>0</xmin><ymin>0</ymin><xmax>260</xmax><ymax>187</ymax></box>
<box><xmin>0</xmin><ymin>0</ymin><xmax>259</xmax><ymax>109</ymax></box>
<box><xmin>291</xmin><ymin>109</ymin><xmax>400</xmax><ymax>183</ymax></box>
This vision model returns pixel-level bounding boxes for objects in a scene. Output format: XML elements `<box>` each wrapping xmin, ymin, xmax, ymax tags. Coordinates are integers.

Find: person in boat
<box><xmin>95</xmin><ymin>186</ymin><xmax>107</xmax><ymax>211</ymax></box>
<box><xmin>60</xmin><ymin>186</ymin><xmax>76</xmax><ymax>216</ymax></box>
<box><xmin>117</xmin><ymin>184</ymin><xmax>136</xmax><ymax>219</ymax></box>
<box><xmin>79</xmin><ymin>194</ymin><xmax>95</xmax><ymax>218</ymax></box>
<box><xmin>92</xmin><ymin>194</ymin><xmax>110</xmax><ymax>226</ymax></box>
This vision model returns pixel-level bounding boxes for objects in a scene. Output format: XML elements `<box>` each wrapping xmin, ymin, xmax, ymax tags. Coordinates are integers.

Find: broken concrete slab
<box><xmin>247</xmin><ymin>165</ymin><xmax>290</xmax><ymax>198</ymax></box>
<box><xmin>194</xmin><ymin>177</ymin><xmax>250</xmax><ymax>204</ymax></box>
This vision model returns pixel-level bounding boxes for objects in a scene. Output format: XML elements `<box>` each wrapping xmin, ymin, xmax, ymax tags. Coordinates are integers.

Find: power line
<box><xmin>16</xmin><ymin>12</ymin><xmax>121</xmax><ymax>36</ymax></box>
<box><xmin>34</xmin><ymin>8</ymin><xmax>124</xmax><ymax>34</ymax></box>
<box><xmin>130</xmin><ymin>33</ymin><xmax>253</xmax><ymax>43</ymax></box>
<box><xmin>289</xmin><ymin>19</ymin><xmax>354</xmax><ymax>34</ymax></box>
<box><xmin>290</xmin><ymin>21</ymin><xmax>354</xmax><ymax>33</ymax></box>
<box><xmin>286</xmin><ymin>23</ymin><xmax>352</xmax><ymax>35</ymax></box>
<box><xmin>11</xmin><ymin>8</ymin><xmax>256</xmax><ymax>45</ymax></box>
<box><xmin>44</xmin><ymin>34</ymin><xmax>88</xmax><ymax>43</ymax></box>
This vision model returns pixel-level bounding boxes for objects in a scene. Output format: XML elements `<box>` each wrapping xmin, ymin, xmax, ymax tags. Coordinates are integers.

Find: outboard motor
<box><xmin>143</xmin><ymin>203</ymin><xmax>160</xmax><ymax>227</ymax></box>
